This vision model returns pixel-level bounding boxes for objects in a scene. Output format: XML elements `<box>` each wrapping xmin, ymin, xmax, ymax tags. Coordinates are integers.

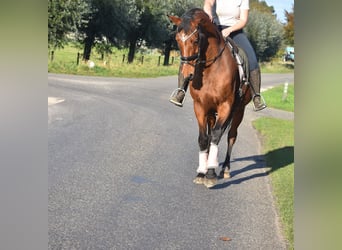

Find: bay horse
<box><xmin>168</xmin><ymin>8</ymin><xmax>252</xmax><ymax>188</ymax></box>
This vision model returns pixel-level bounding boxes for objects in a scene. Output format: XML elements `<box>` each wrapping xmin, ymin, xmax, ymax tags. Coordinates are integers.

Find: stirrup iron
<box><xmin>252</xmin><ymin>94</ymin><xmax>266</xmax><ymax>110</ymax></box>
<box><xmin>169</xmin><ymin>88</ymin><xmax>186</xmax><ymax>106</ymax></box>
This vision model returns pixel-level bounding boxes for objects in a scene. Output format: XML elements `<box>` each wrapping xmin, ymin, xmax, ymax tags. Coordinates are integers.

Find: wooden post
<box><xmin>51</xmin><ymin>51</ymin><xmax>54</xmax><ymax>61</ymax></box>
<box><xmin>158</xmin><ymin>56</ymin><xmax>161</xmax><ymax>66</ymax></box>
<box><xmin>122</xmin><ymin>54</ymin><xmax>125</xmax><ymax>63</ymax></box>
<box><xmin>141</xmin><ymin>55</ymin><xmax>144</xmax><ymax>64</ymax></box>
<box><xmin>77</xmin><ymin>52</ymin><xmax>80</xmax><ymax>65</ymax></box>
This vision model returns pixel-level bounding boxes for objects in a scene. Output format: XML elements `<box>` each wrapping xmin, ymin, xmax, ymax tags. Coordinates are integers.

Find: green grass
<box><xmin>48</xmin><ymin>43</ymin><xmax>294</xmax><ymax>77</ymax></box>
<box><xmin>48</xmin><ymin>43</ymin><xmax>180</xmax><ymax>78</ymax></box>
<box><xmin>253</xmin><ymin>83</ymin><xmax>294</xmax><ymax>249</ymax></box>
<box><xmin>262</xmin><ymin>84</ymin><xmax>294</xmax><ymax>112</ymax></box>
<box><xmin>260</xmin><ymin>61</ymin><xmax>294</xmax><ymax>73</ymax></box>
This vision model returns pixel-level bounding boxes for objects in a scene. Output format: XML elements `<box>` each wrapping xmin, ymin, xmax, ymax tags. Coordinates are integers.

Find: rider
<box><xmin>169</xmin><ymin>0</ymin><xmax>267</xmax><ymax>111</ymax></box>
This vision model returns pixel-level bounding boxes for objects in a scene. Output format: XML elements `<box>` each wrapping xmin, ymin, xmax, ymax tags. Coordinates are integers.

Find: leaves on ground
<box><xmin>219</xmin><ymin>236</ymin><xmax>232</xmax><ymax>241</ymax></box>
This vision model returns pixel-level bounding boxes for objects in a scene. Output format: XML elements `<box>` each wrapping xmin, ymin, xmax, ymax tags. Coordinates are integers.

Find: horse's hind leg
<box><xmin>220</xmin><ymin>136</ymin><xmax>236</xmax><ymax>179</ymax></box>
<box><xmin>220</xmin><ymin>107</ymin><xmax>245</xmax><ymax>179</ymax></box>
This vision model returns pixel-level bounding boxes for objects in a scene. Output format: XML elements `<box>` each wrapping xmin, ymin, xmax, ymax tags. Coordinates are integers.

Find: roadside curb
<box><xmin>246</xmin><ymin>103</ymin><xmax>294</xmax><ymax>121</ymax></box>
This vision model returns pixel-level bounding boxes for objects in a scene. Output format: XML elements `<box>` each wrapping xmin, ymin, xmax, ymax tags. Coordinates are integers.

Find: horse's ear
<box><xmin>167</xmin><ymin>14</ymin><xmax>182</xmax><ymax>26</ymax></box>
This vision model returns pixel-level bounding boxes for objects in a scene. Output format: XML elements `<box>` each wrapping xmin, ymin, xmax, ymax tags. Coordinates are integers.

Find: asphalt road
<box><xmin>48</xmin><ymin>72</ymin><xmax>293</xmax><ymax>249</ymax></box>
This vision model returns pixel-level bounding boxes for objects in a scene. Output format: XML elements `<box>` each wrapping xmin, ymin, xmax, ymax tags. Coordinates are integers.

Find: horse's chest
<box><xmin>190</xmin><ymin>84</ymin><xmax>219</xmax><ymax>105</ymax></box>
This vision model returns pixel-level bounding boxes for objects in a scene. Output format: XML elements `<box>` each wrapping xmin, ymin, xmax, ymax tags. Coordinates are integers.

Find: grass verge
<box><xmin>48</xmin><ymin>44</ymin><xmax>180</xmax><ymax>78</ymax></box>
<box><xmin>253</xmin><ymin>118</ymin><xmax>294</xmax><ymax>249</ymax></box>
<box><xmin>253</xmin><ymin>83</ymin><xmax>294</xmax><ymax>249</ymax></box>
<box><xmin>262</xmin><ymin>84</ymin><xmax>294</xmax><ymax>112</ymax></box>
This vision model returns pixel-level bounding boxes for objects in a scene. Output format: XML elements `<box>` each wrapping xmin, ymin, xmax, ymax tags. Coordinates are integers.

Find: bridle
<box><xmin>178</xmin><ymin>27</ymin><xmax>226</xmax><ymax>68</ymax></box>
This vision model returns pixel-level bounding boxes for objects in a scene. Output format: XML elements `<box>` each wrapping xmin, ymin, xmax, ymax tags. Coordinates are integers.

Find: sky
<box><xmin>264</xmin><ymin>0</ymin><xmax>294</xmax><ymax>23</ymax></box>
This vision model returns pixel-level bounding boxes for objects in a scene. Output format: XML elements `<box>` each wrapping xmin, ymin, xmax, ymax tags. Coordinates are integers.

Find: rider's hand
<box><xmin>222</xmin><ymin>27</ymin><xmax>233</xmax><ymax>37</ymax></box>
<box><xmin>208</xmin><ymin>13</ymin><xmax>213</xmax><ymax>22</ymax></box>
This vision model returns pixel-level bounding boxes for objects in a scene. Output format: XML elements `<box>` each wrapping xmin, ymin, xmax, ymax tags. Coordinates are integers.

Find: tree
<box><xmin>77</xmin><ymin>0</ymin><xmax>170</xmax><ymax>63</ymax></box>
<box><xmin>124</xmin><ymin>0</ymin><xmax>163</xmax><ymax>63</ymax></box>
<box><xmin>71</xmin><ymin>0</ymin><xmax>204</xmax><ymax>63</ymax></box>
<box><xmin>117</xmin><ymin>0</ymin><xmax>203</xmax><ymax>64</ymax></box>
<box><xmin>250</xmin><ymin>0</ymin><xmax>275</xmax><ymax>17</ymax></box>
<box><xmin>283</xmin><ymin>5</ymin><xmax>294</xmax><ymax>46</ymax></box>
<box><xmin>77</xmin><ymin>0</ymin><xmax>122</xmax><ymax>61</ymax></box>
<box><xmin>48</xmin><ymin>0</ymin><xmax>90</xmax><ymax>50</ymax></box>
<box><xmin>245</xmin><ymin>10</ymin><xmax>284</xmax><ymax>61</ymax></box>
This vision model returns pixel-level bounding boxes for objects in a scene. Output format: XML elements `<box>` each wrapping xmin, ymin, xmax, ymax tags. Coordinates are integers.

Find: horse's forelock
<box><xmin>179</xmin><ymin>8</ymin><xmax>212</xmax><ymax>34</ymax></box>
<box><xmin>179</xmin><ymin>12</ymin><xmax>193</xmax><ymax>33</ymax></box>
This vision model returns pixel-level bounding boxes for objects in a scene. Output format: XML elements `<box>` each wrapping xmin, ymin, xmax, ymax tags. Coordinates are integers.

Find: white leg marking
<box><xmin>196</xmin><ymin>151</ymin><xmax>208</xmax><ymax>174</ymax></box>
<box><xmin>207</xmin><ymin>143</ymin><xmax>219</xmax><ymax>168</ymax></box>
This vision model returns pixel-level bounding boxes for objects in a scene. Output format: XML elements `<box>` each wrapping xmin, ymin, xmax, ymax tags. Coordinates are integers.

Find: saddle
<box><xmin>225</xmin><ymin>37</ymin><xmax>249</xmax><ymax>97</ymax></box>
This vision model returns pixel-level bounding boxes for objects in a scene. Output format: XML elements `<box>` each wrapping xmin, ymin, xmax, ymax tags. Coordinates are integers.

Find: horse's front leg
<box><xmin>205</xmin><ymin>113</ymin><xmax>219</xmax><ymax>186</ymax></box>
<box><xmin>205</xmin><ymin>104</ymin><xmax>233</xmax><ymax>187</ymax></box>
<box><xmin>193</xmin><ymin>103</ymin><xmax>210</xmax><ymax>185</ymax></box>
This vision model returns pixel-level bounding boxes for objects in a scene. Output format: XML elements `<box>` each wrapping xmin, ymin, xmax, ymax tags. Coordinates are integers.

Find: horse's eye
<box><xmin>194</xmin><ymin>39</ymin><xmax>199</xmax><ymax>45</ymax></box>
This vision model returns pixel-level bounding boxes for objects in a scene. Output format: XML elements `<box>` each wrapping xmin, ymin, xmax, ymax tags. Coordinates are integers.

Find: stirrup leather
<box><xmin>169</xmin><ymin>88</ymin><xmax>186</xmax><ymax>106</ymax></box>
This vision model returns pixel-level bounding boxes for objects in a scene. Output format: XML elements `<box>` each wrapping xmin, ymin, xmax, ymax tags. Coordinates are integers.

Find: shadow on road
<box><xmin>213</xmin><ymin>146</ymin><xmax>294</xmax><ymax>189</ymax></box>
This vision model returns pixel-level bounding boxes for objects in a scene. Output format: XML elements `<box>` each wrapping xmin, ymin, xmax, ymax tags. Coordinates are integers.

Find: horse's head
<box><xmin>168</xmin><ymin>8</ymin><xmax>222</xmax><ymax>86</ymax></box>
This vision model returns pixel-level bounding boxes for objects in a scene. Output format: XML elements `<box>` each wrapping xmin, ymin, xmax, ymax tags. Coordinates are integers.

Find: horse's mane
<box><xmin>178</xmin><ymin>8</ymin><xmax>221</xmax><ymax>40</ymax></box>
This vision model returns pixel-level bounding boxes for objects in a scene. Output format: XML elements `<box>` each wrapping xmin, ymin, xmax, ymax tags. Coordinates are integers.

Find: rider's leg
<box><xmin>169</xmin><ymin>67</ymin><xmax>190</xmax><ymax>107</ymax></box>
<box><xmin>249</xmin><ymin>67</ymin><xmax>267</xmax><ymax>111</ymax></box>
<box><xmin>231</xmin><ymin>30</ymin><xmax>266</xmax><ymax>111</ymax></box>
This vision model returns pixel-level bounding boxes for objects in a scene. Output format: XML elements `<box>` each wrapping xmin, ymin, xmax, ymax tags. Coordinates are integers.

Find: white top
<box><xmin>215</xmin><ymin>0</ymin><xmax>249</xmax><ymax>26</ymax></box>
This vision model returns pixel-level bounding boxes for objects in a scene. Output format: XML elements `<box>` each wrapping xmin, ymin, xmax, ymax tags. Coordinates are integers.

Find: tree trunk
<box><xmin>127</xmin><ymin>38</ymin><xmax>137</xmax><ymax>64</ymax></box>
<box><xmin>163</xmin><ymin>40</ymin><xmax>172</xmax><ymax>66</ymax></box>
<box><xmin>83</xmin><ymin>31</ymin><xmax>95</xmax><ymax>61</ymax></box>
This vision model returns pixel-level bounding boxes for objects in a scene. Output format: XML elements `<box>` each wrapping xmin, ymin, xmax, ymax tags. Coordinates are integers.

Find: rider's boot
<box><xmin>250</xmin><ymin>68</ymin><xmax>267</xmax><ymax>111</ymax></box>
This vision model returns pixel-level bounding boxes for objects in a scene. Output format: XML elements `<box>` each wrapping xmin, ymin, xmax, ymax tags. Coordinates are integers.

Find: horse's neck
<box><xmin>206</xmin><ymin>37</ymin><xmax>224</xmax><ymax>59</ymax></box>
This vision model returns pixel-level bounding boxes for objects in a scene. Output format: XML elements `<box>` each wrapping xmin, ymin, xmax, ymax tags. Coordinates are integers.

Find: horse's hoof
<box><xmin>223</xmin><ymin>170</ymin><xmax>230</xmax><ymax>179</ymax></box>
<box><xmin>193</xmin><ymin>177</ymin><xmax>205</xmax><ymax>184</ymax></box>
<box><xmin>203</xmin><ymin>177</ymin><xmax>217</xmax><ymax>188</ymax></box>
<box><xmin>219</xmin><ymin>169</ymin><xmax>230</xmax><ymax>179</ymax></box>
<box><xmin>193</xmin><ymin>173</ymin><xmax>205</xmax><ymax>184</ymax></box>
